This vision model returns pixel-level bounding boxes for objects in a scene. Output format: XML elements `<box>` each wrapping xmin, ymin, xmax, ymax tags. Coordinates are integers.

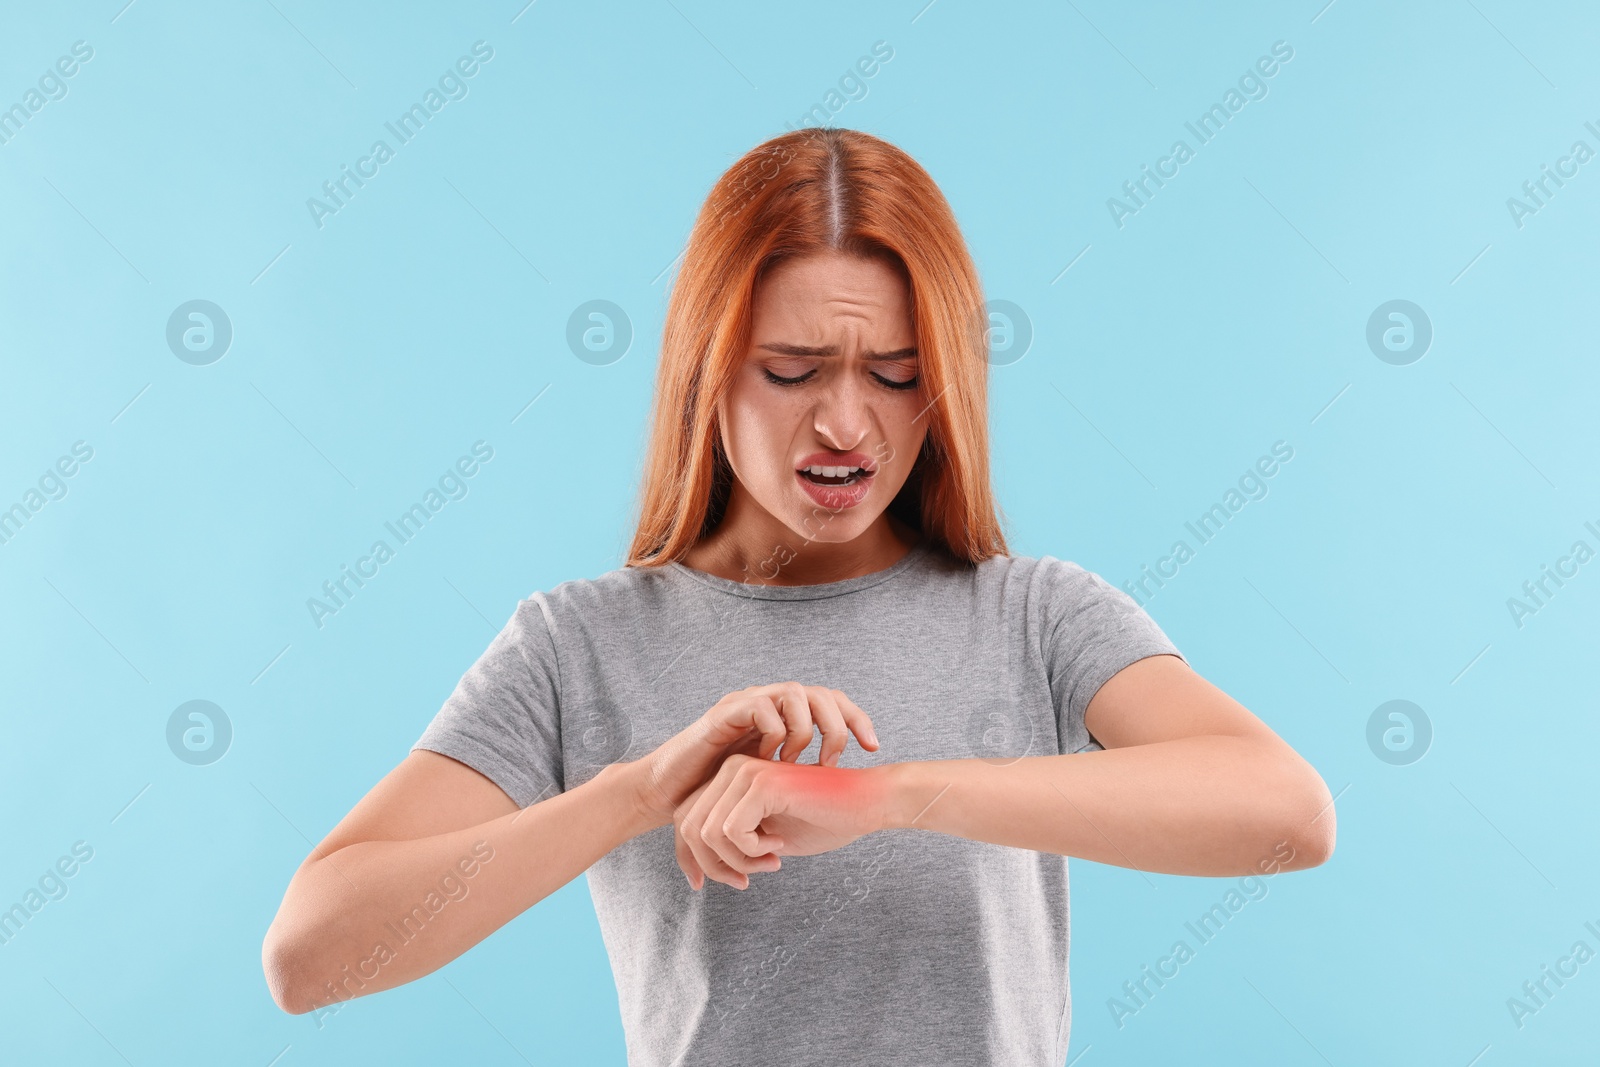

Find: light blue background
<box><xmin>3</xmin><ymin>1</ymin><xmax>1596</xmax><ymax>1064</ymax></box>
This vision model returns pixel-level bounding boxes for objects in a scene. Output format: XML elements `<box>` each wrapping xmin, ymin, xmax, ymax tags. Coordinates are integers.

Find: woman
<box><xmin>262</xmin><ymin>127</ymin><xmax>1334</xmax><ymax>1064</ymax></box>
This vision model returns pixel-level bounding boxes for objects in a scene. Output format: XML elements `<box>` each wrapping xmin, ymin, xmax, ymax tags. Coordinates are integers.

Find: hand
<box><xmin>627</xmin><ymin>683</ymin><xmax>879</xmax><ymax>829</ymax></box>
<box><xmin>675</xmin><ymin>753</ymin><xmax>890</xmax><ymax>891</ymax></box>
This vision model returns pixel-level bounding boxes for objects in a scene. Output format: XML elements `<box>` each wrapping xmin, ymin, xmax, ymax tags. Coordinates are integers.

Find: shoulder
<box><xmin>513</xmin><ymin>559</ymin><xmax>684</xmax><ymax>630</ymax></box>
<box><xmin>969</xmin><ymin>550</ymin><xmax>1102</xmax><ymax>592</ymax></box>
<box><xmin>969</xmin><ymin>552</ymin><xmax>1148</xmax><ymax>635</ymax></box>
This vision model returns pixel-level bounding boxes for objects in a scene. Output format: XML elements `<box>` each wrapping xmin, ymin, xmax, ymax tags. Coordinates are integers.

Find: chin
<box><xmin>758</xmin><ymin>497</ymin><xmax>859</xmax><ymax>543</ymax></box>
<box><xmin>788</xmin><ymin>520</ymin><xmax>873</xmax><ymax>546</ymax></box>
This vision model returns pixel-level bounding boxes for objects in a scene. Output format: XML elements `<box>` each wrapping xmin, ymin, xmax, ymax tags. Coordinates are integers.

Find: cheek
<box><xmin>723</xmin><ymin>382</ymin><xmax>795</xmax><ymax>475</ymax></box>
<box><xmin>877</xmin><ymin>401</ymin><xmax>928</xmax><ymax>469</ymax></box>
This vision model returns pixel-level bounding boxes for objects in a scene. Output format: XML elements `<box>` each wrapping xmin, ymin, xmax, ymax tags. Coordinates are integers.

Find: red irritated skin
<box><xmin>673</xmin><ymin>755</ymin><xmax>886</xmax><ymax>891</ymax></box>
<box><xmin>263</xmin><ymin>252</ymin><xmax>1334</xmax><ymax>1017</ymax></box>
<box><xmin>670</xmin><ymin>660</ymin><xmax>1337</xmax><ymax>891</ymax></box>
<box><xmin>662</xmin><ymin>252</ymin><xmax>1334</xmax><ymax>894</ymax></box>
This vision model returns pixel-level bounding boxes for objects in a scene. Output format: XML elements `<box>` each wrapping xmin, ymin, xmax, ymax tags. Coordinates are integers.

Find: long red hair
<box><xmin>626</xmin><ymin>127</ymin><xmax>1008</xmax><ymax>567</ymax></box>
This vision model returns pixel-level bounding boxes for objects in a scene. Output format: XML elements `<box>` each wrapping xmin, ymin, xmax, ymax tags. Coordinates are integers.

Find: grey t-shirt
<box><xmin>413</xmin><ymin>541</ymin><xmax>1183</xmax><ymax>1067</ymax></box>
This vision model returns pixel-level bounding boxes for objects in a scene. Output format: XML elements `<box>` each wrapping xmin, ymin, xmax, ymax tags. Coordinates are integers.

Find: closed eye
<box><xmin>872</xmin><ymin>372</ymin><xmax>919</xmax><ymax>391</ymax></box>
<box><xmin>760</xmin><ymin>367</ymin><xmax>920</xmax><ymax>391</ymax></box>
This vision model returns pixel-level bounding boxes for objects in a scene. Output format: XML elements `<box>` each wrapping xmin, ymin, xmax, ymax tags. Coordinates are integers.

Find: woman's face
<box><xmin>717</xmin><ymin>250</ymin><xmax>929</xmax><ymax>548</ymax></box>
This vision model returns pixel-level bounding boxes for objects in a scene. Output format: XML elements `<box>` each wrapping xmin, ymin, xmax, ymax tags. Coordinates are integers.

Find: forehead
<box><xmin>750</xmin><ymin>252</ymin><xmax>912</xmax><ymax>336</ymax></box>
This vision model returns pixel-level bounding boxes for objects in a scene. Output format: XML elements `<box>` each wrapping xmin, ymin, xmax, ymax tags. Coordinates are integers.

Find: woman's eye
<box><xmin>761</xmin><ymin>367</ymin><xmax>815</xmax><ymax>386</ymax></box>
<box><xmin>759</xmin><ymin>365</ymin><xmax>918</xmax><ymax>390</ymax></box>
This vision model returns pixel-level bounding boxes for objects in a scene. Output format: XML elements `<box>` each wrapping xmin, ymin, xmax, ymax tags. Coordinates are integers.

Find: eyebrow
<box><xmin>756</xmin><ymin>342</ymin><xmax>918</xmax><ymax>361</ymax></box>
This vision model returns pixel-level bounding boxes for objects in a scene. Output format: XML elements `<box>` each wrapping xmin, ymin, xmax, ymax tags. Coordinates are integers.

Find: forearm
<box><xmin>875</xmin><ymin>736</ymin><xmax>1334</xmax><ymax>877</ymax></box>
<box><xmin>265</xmin><ymin>763</ymin><xmax>660</xmax><ymax>1013</ymax></box>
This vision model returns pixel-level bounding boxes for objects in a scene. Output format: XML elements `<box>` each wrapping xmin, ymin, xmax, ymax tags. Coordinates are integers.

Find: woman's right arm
<box><xmin>261</xmin><ymin>750</ymin><xmax>659</xmax><ymax>1015</ymax></box>
<box><xmin>261</xmin><ymin>682</ymin><xmax>878</xmax><ymax>1015</ymax></box>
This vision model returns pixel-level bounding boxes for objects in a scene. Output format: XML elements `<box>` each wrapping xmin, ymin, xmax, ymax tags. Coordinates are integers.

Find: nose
<box><xmin>810</xmin><ymin>370</ymin><xmax>872</xmax><ymax>452</ymax></box>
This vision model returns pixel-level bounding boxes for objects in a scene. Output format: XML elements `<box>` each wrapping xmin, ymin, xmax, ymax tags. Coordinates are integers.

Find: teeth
<box><xmin>804</xmin><ymin>464</ymin><xmax>864</xmax><ymax>477</ymax></box>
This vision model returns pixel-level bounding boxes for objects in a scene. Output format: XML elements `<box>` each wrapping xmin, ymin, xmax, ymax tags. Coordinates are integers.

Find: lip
<box><xmin>794</xmin><ymin>450</ymin><xmax>878</xmax><ymax>511</ymax></box>
<box><xmin>796</xmin><ymin>450</ymin><xmax>878</xmax><ymax>474</ymax></box>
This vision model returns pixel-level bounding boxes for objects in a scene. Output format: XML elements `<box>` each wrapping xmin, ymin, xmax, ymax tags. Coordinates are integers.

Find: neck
<box><xmin>682</xmin><ymin>488</ymin><xmax>921</xmax><ymax>586</ymax></box>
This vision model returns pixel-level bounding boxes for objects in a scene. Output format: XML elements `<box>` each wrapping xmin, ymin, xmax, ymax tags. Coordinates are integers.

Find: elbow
<box><xmin>1235</xmin><ymin>741</ymin><xmax>1336</xmax><ymax>874</ymax></box>
<box><xmin>1280</xmin><ymin>815</ymin><xmax>1335</xmax><ymax>871</ymax></box>
<box><xmin>1277</xmin><ymin>768</ymin><xmax>1336</xmax><ymax>871</ymax></box>
<box><xmin>262</xmin><ymin>925</ymin><xmax>317</xmax><ymax>1015</ymax></box>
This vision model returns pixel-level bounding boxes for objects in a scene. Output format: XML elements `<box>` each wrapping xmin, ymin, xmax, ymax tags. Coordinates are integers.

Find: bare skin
<box><xmin>664</xmin><ymin>251</ymin><xmax>1335</xmax><ymax>889</ymax></box>
<box><xmin>673</xmin><ymin>657</ymin><xmax>1336</xmax><ymax>890</ymax></box>
<box><xmin>682</xmin><ymin>251</ymin><xmax>929</xmax><ymax>586</ymax></box>
<box><xmin>261</xmin><ymin>684</ymin><xmax>877</xmax><ymax>1014</ymax></box>
<box><xmin>262</xmin><ymin>248</ymin><xmax>1335</xmax><ymax>1018</ymax></box>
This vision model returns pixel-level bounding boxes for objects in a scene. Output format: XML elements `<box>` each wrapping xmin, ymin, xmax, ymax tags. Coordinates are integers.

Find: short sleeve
<box><xmin>1038</xmin><ymin>556</ymin><xmax>1185</xmax><ymax>754</ymax></box>
<box><xmin>412</xmin><ymin>594</ymin><xmax>564</xmax><ymax>807</ymax></box>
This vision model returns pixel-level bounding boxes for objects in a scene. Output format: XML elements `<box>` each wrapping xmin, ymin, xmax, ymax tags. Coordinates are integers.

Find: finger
<box><xmin>705</xmin><ymin>696</ymin><xmax>787</xmax><ymax>762</ymax></box>
<box><xmin>674</xmin><ymin>818</ymin><xmax>706</xmax><ymax>891</ymax></box>
<box><xmin>695</xmin><ymin>758</ymin><xmax>778</xmax><ymax>882</ymax></box>
<box><xmin>673</xmin><ymin>779</ymin><xmax>715</xmax><ymax>890</ymax></box>
<box><xmin>805</xmin><ymin>686</ymin><xmax>850</xmax><ymax>767</ymax></box>
<box><xmin>750</xmin><ymin>697</ymin><xmax>788</xmax><ymax>760</ymax></box>
<box><xmin>725</xmin><ymin>788</ymin><xmax>786</xmax><ymax>859</ymax></box>
<box><xmin>700</xmin><ymin>691</ymin><xmax>774</xmax><ymax>750</ymax></box>
<box><xmin>771</xmin><ymin>681</ymin><xmax>815</xmax><ymax>763</ymax></box>
<box><xmin>681</xmin><ymin>764</ymin><xmax>751</xmax><ymax>889</ymax></box>
<box><xmin>832</xmin><ymin>690</ymin><xmax>880</xmax><ymax>752</ymax></box>
<box><xmin>720</xmin><ymin>774</ymin><xmax>785</xmax><ymax>861</ymax></box>
<box><xmin>681</xmin><ymin>804</ymin><xmax>744</xmax><ymax>889</ymax></box>
<box><xmin>699</xmin><ymin>765</ymin><xmax>775</xmax><ymax>879</ymax></box>
<box><xmin>725</xmin><ymin>730</ymin><xmax>767</xmax><ymax>761</ymax></box>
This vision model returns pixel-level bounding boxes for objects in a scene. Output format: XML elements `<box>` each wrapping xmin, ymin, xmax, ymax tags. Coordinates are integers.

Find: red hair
<box><xmin>626</xmin><ymin>127</ymin><xmax>1007</xmax><ymax>567</ymax></box>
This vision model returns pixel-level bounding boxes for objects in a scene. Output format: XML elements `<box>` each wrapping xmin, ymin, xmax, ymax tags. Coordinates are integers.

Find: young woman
<box><xmin>262</xmin><ymin>127</ymin><xmax>1334</xmax><ymax>1064</ymax></box>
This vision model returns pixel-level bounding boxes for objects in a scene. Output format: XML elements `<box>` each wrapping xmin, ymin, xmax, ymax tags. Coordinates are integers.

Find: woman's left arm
<box><xmin>673</xmin><ymin>654</ymin><xmax>1335</xmax><ymax>888</ymax></box>
<box><xmin>878</xmin><ymin>653</ymin><xmax>1336</xmax><ymax>877</ymax></box>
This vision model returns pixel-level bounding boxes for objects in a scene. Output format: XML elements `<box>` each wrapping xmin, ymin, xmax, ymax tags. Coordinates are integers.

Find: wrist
<box><xmin>594</xmin><ymin>760</ymin><xmax>672</xmax><ymax>837</ymax></box>
<box><xmin>867</xmin><ymin>761</ymin><xmax>927</xmax><ymax>832</ymax></box>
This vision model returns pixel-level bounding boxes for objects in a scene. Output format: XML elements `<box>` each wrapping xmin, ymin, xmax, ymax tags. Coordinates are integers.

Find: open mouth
<box><xmin>798</xmin><ymin>464</ymin><xmax>873</xmax><ymax>487</ymax></box>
